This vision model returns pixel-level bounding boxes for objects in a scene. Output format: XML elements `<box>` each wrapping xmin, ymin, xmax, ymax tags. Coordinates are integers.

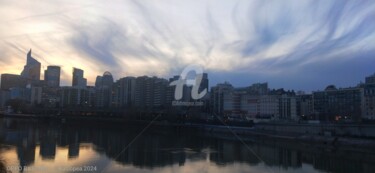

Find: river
<box><xmin>0</xmin><ymin>117</ymin><xmax>374</xmax><ymax>173</ymax></box>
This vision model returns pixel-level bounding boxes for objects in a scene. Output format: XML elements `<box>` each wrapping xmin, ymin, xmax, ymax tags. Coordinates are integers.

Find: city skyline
<box><xmin>1</xmin><ymin>0</ymin><xmax>374</xmax><ymax>92</ymax></box>
<box><xmin>1</xmin><ymin>1</ymin><xmax>375</xmax><ymax>173</ymax></box>
<box><xmin>0</xmin><ymin>48</ymin><xmax>374</xmax><ymax>93</ymax></box>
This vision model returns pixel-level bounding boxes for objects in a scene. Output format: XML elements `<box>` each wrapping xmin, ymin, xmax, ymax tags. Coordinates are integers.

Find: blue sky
<box><xmin>0</xmin><ymin>0</ymin><xmax>374</xmax><ymax>92</ymax></box>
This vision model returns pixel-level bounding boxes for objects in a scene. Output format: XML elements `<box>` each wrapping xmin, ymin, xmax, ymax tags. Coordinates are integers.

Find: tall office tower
<box><xmin>95</xmin><ymin>76</ymin><xmax>103</xmax><ymax>88</ymax></box>
<box><xmin>210</xmin><ymin>82</ymin><xmax>234</xmax><ymax>115</ymax></box>
<box><xmin>21</xmin><ymin>49</ymin><xmax>41</xmax><ymax>81</ymax></box>
<box><xmin>44</xmin><ymin>66</ymin><xmax>61</xmax><ymax>87</ymax></box>
<box><xmin>134</xmin><ymin>76</ymin><xmax>148</xmax><ymax>107</ymax></box>
<box><xmin>197</xmin><ymin>73</ymin><xmax>209</xmax><ymax>96</ymax></box>
<box><xmin>72</xmin><ymin>68</ymin><xmax>87</xmax><ymax>88</ymax></box>
<box><xmin>113</xmin><ymin>77</ymin><xmax>136</xmax><ymax>107</ymax></box>
<box><xmin>95</xmin><ymin>71</ymin><xmax>114</xmax><ymax>108</ymax></box>
<box><xmin>134</xmin><ymin>76</ymin><xmax>168</xmax><ymax>108</ymax></box>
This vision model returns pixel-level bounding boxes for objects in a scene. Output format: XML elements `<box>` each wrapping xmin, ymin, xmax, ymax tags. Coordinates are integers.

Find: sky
<box><xmin>0</xmin><ymin>0</ymin><xmax>374</xmax><ymax>92</ymax></box>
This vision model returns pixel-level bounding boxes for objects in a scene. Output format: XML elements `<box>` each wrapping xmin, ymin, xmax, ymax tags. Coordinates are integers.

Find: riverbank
<box><xmin>1</xmin><ymin>113</ymin><xmax>375</xmax><ymax>151</ymax></box>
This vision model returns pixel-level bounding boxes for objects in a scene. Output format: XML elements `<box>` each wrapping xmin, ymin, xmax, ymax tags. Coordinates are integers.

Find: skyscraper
<box><xmin>95</xmin><ymin>76</ymin><xmax>103</xmax><ymax>88</ymax></box>
<box><xmin>198</xmin><ymin>73</ymin><xmax>209</xmax><ymax>95</ymax></box>
<box><xmin>44</xmin><ymin>66</ymin><xmax>61</xmax><ymax>87</ymax></box>
<box><xmin>113</xmin><ymin>77</ymin><xmax>136</xmax><ymax>107</ymax></box>
<box><xmin>21</xmin><ymin>49</ymin><xmax>41</xmax><ymax>81</ymax></box>
<box><xmin>95</xmin><ymin>71</ymin><xmax>114</xmax><ymax>107</ymax></box>
<box><xmin>210</xmin><ymin>82</ymin><xmax>234</xmax><ymax>115</ymax></box>
<box><xmin>72</xmin><ymin>68</ymin><xmax>87</xmax><ymax>88</ymax></box>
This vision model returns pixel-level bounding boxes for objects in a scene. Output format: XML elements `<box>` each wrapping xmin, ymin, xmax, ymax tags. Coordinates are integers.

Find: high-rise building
<box><xmin>210</xmin><ymin>82</ymin><xmax>234</xmax><ymax>115</ymax></box>
<box><xmin>21</xmin><ymin>49</ymin><xmax>41</xmax><ymax>81</ymax></box>
<box><xmin>44</xmin><ymin>66</ymin><xmax>61</xmax><ymax>87</ymax></box>
<box><xmin>223</xmin><ymin>90</ymin><xmax>244</xmax><ymax>116</ymax></box>
<box><xmin>153</xmin><ymin>78</ymin><xmax>168</xmax><ymax>107</ymax></box>
<box><xmin>0</xmin><ymin>74</ymin><xmax>27</xmax><ymax>90</ymax></box>
<box><xmin>134</xmin><ymin>76</ymin><xmax>147</xmax><ymax>107</ymax></box>
<box><xmin>198</xmin><ymin>73</ymin><xmax>209</xmax><ymax>95</ymax></box>
<box><xmin>95</xmin><ymin>76</ymin><xmax>103</xmax><ymax>88</ymax></box>
<box><xmin>72</xmin><ymin>68</ymin><xmax>87</xmax><ymax>88</ymax></box>
<box><xmin>113</xmin><ymin>77</ymin><xmax>136</xmax><ymax>107</ymax></box>
<box><xmin>59</xmin><ymin>87</ymin><xmax>92</xmax><ymax>108</ymax></box>
<box><xmin>95</xmin><ymin>71</ymin><xmax>114</xmax><ymax>108</ymax></box>
<box><xmin>165</xmin><ymin>76</ymin><xmax>179</xmax><ymax>107</ymax></box>
<box><xmin>134</xmin><ymin>76</ymin><xmax>169</xmax><ymax>108</ymax></box>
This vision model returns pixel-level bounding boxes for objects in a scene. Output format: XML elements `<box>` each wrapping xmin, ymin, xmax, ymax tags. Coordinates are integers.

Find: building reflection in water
<box><xmin>0</xmin><ymin>117</ymin><xmax>375</xmax><ymax>173</ymax></box>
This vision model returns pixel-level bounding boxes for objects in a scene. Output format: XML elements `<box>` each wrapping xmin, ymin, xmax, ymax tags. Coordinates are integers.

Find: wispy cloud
<box><xmin>0</xmin><ymin>0</ymin><xmax>374</xmax><ymax>90</ymax></box>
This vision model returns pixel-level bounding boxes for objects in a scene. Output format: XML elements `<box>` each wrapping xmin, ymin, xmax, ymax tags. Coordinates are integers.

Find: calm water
<box><xmin>0</xmin><ymin>117</ymin><xmax>375</xmax><ymax>173</ymax></box>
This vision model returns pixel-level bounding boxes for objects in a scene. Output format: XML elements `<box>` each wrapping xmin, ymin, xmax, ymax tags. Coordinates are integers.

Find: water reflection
<box><xmin>0</xmin><ymin>117</ymin><xmax>375</xmax><ymax>173</ymax></box>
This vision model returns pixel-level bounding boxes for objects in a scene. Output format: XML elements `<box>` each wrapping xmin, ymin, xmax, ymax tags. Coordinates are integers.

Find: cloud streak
<box><xmin>0</xmin><ymin>0</ymin><xmax>374</xmax><ymax>90</ymax></box>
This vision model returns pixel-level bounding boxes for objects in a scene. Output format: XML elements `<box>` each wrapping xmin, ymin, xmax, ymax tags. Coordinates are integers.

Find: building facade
<box><xmin>59</xmin><ymin>87</ymin><xmax>92</xmax><ymax>108</ymax></box>
<box><xmin>313</xmin><ymin>85</ymin><xmax>363</xmax><ymax>122</ymax></box>
<box><xmin>95</xmin><ymin>72</ymin><xmax>114</xmax><ymax>108</ymax></box>
<box><xmin>72</xmin><ymin>68</ymin><xmax>87</xmax><ymax>88</ymax></box>
<box><xmin>21</xmin><ymin>49</ymin><xmax>41</xmax><ymax>82</ymax></box>
<box><xmin>113</xmin><ymin>77</ymin><xmax>136</xmax><ymax>107</ymax></box>
<box><xmin>44</xmin><ymin>66</ymin><xmax>61</xmax><ymax>87</ymax></box>
<box><xmin>363</xmin><ymin>73</ymin><xmax>375</xmax><ymax>120</ymax></box>
<box><xmin>210</xmin><ymin>82</ymin><xmax>234</xmax><ymax>115</ymax></box>
<box><xmin>0</xmin><ymin>74</ymin><xmax>27</xmax><ymax>90</ymax></box>
<box><xmin>296</xmin><ymin>94</ymin><xmax>314</xmax><ymax>120</ymax></box>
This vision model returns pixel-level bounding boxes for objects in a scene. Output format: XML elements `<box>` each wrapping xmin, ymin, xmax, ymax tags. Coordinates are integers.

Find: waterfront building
<box><xmin>113</xmin><ymin>77</ymin><xmax>136</xmax><ymax>107</ymax></box>
<box><xmin>363</xmin><ymin>73</ymin><xmax>375</xmax><ymax>120</ymax></box>
<box><xmin>239</xmin><ymin>94</ymin><xmax>281</xmax><ymax>120</ymax></box>
<box><xmin>165</xmin><ymin>76</ymin><xmax>179</xmax><ymax>107</ymax></box>
<box><xmin>21</xmin><ymin>49</ymin><xmax>41</xmax><ymax>82</ymax></box>
<box><xmin>95</xmin><ymin>76</ymin><xmax>102</xmax><ymax>88</ymax></box>
<box><xmin>0</xmin><ymin>90</ymin><xmax>10</xmax><ymax>109</ymax></box>
<box><xmin>313</xmin><ymin>85</ymin><xmax>363</xmax><ymax>122</ymax></box>
<box><xmin>278</xmin><ymin>94</ymin><xmax>297</xmax><ymax>120</ymax></box>
<box><xmin>198</xmin><ymin>73</ymin><xmax>209</xmax><ymax>95</ymax></box>
<box><xmin>366</xmin><ymin>73</ymin><xmax>375</xmax><ymax>84</ymax></box>
<box><xmin>40</xmin><ymin>87</ymin><xmax>60</xmax><ymax>108</ymax></box>
<box><xmin>134</xmin><ymin>76</ymin><xmax>169</xmax><ymax>108</ymax></box>
<box><xmin>30</xmin><ymin>87</ymin><xmax>42</xmax><ymax>105</ymax></box>
<box><xmin>72</xmin><ymin>68</ymin><xmax>87</xmax><ymax>88</ymax></box>
<box><xmin>9</xmin><ymin>87</ymin><xmax>30</xmax><ymax>101</ymax></box>
<box><xmin>44</xmin><ymin>66</ymin><xmax>61</xmax><ymax>87</ymax></box>
<box><xmin>222</xmin><ymin>86</ymin><xmax>297</xmax><ymax>121</ymax></box>
<box><xmin>95</xmin><ymin>71</ymin><xmax>114</xmax><ymax>108</ymax></box>
<box><xmin>248</xmin><ymin>82</ymin><xmax>269</xmax><ymax>95</ymax></box>
<box><xmin>210</xmin><ymin>82</ymin><xmax>234</xmax><ymax>115</ymax></box>
<box><xmin>59</xmin><ymin>87</ymin><xmax>92</xmax><ymax>108</ymax></box>
<box><xmin>134</xmin><ymin>76</ymin><xmax>147</xmax><ymax>107</ymax></box>
<box><xmin>153</xmin><ymin>78</ymin><xmax>168</xmax><ymax>107</ymax></box>
<box><xmin>0</xmin><ymin>74</ymin><xmax>27</xmax><ymax>90</ymax></box>
<box><xmin>296</xmin><ymin>94</ymin><xmax>314</xmax><ymax>120</ymax></box>
<box><xmin>223</xmin><ymin>90</ymin><xmax>245</xmax><ymax>116</ymax></box>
